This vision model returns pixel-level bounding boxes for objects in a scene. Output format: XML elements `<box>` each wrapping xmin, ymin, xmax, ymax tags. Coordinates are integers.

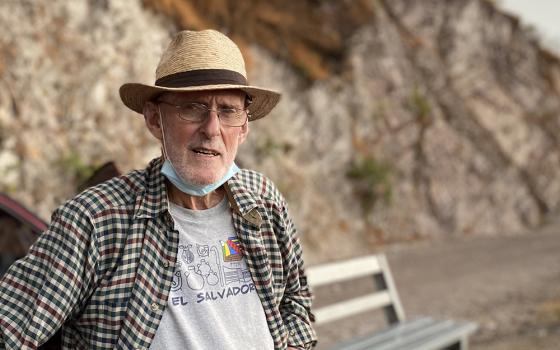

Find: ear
<box><xmin>144</xmin><ymin>101</ymin><xmax>163</xmax><ymax>141</ymax></box>
<box><xmin>237</xmin><ymin>121</ymin><xmax>249</xmax><ymax>145</ymax></box>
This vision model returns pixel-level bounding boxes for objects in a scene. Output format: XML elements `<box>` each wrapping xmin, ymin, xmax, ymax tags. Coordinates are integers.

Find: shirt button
<box><xmin>289</xmin><ymin>330</ymin><xmax>296</xmax><ymax>336</ymax></box>
<box><xmin>151</xmin><ymin>303</ymin><xmax>159</xmax><ymax>312</ymax></box>
<box><xmin>163</xmin><ymin>260</ymin><xmax>170</xmax><ymax>268</ymax></box>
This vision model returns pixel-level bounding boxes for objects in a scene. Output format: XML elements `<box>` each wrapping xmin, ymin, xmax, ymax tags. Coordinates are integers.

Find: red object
<box><xmin>0</xmin><ymin>193</ymin><xmax>47</xmax><ymax>234</ymax></box>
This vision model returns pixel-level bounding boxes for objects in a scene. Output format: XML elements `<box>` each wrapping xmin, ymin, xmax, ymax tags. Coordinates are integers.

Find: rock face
<box><xmin>1</xmin><ymin>0</ymin><xmax>559</xmax><ymax>262</ymax></box>
<box><xmin>0</xmin><ymin>0</ymin><xmax>171</xmax><ymax>218</ymax></box>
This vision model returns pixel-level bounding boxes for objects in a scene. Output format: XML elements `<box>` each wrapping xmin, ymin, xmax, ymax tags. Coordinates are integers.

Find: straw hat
<box><xmin>119</xmin><ymin>30</ymin><xmax>281</xmax><ymax>121</ymax></box>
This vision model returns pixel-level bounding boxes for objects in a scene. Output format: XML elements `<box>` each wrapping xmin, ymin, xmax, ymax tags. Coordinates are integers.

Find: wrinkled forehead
<box><xmin>159</xmin><ymin>89</ymin><xmax>246</xmax><ymax>105</ymax></box>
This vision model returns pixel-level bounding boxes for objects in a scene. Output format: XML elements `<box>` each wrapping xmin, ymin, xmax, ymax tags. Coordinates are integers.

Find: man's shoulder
<box><xmin>64</xmin><ymin>165</ymin><xmax>151</xmax><ymax>217</ymax></box>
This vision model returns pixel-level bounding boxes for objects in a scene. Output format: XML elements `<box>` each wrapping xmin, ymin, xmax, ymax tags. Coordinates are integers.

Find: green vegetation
<box><xmin>59</xmin><ymin>152</ymin><xmax>98</xmax><ymax>185</ymax></box>
<box><xmin>255</xmin><ymin>138</ymin><xmax>292</xmax><ymax>159</ymax></box>
<box><xmin>408</xmin><ymin>86</ymin><xmax>432</xmax><ymax>125</ymax></box>
<box><xmin>346</xmin><ymin>156</ymin><xmax>392</xmax><ymax>212</ymax></box>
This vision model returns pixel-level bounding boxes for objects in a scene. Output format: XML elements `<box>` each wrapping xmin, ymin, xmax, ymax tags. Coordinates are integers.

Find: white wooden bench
<box><xmin>307</xmin><ymin>254</ymin><xmax>478</xmax><ymax>350</ymax></box>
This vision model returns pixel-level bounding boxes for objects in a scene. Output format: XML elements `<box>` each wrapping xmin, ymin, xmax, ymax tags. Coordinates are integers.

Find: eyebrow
<box><xmin>218</xmin><ymin>102</ymin><xmax>243</xmax><ymax>109</ymax></box>
<box><xmin>189</xmin><ymin>100</ymin><xmax>244</xmax><ymax>109</ymax></box>
<box><xmin>161</xmin><ymin>97</ymin><xmax>243</xmax><ymax>109</ymax></box>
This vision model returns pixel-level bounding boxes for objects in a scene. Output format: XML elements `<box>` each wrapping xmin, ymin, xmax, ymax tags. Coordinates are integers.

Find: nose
<box><xmin>199</xmin><ymin>109</ymin><xmax>221</xmax><ymax>138</ymax></box>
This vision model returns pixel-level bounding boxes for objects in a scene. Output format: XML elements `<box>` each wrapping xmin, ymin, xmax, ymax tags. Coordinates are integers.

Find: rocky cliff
<box><xmin>1</xmin><ymin>0</ymin><xmax>559</xmax><ymax>262</ymax></box>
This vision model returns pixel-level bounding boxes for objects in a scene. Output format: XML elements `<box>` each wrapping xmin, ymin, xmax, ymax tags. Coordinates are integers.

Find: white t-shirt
<box><xmin>149</xmin><ymin>198</ymin><xmax>274</xmax><ymax>350</ymax></box>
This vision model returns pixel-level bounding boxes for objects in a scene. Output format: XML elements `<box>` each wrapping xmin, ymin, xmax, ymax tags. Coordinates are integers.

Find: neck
<box><xmin>166</xmin><ymin>180</ymin><xmax>225</xmax><ymax>210</ymax></box>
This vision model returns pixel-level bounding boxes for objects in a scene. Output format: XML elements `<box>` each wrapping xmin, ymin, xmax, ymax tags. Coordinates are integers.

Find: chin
<box><xmin>175</xmin><ymin>158</ymin><xmax>230</xmax><ymax>185</ymax></box>
<box><xmin>183</xmin><ymin>170</ymin><xmax>224</xmax><ymax>186</ymax></box>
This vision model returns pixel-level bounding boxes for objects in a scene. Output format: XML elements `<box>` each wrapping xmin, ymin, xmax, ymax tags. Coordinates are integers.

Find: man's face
<box><xmin>147</xmin><ymin>90</ymin><xmax>249</xmax><ymax>186</ymax></box>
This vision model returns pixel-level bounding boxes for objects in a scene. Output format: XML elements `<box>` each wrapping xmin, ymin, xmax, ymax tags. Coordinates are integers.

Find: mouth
<box><xmin>191</xmin><ymin>147</ymin><xmax>221</xmax><ymax>157</ymax></box>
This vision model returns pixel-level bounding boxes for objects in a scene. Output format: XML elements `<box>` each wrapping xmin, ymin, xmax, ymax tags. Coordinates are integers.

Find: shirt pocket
<box><xmin>80</xmin><ymin>279</ymin><xmax>134</xmax><ymax>333</ymax></box>
<box><xmin>95</xmin><ymin>266</ymin><xmax>135</xmax><ymax>303</ymax></box>
<box><xmin>93</xmin><ymin>300</ymin><xmax>129</xmax><ymax>332</ymax></box>
<box><xmin>73</xmin><ymin>299</ymin><xmax>129</xmax><ymax>341</ymax></box>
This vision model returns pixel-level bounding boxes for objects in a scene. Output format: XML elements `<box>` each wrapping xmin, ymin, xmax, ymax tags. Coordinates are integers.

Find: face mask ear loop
<box><xmin>158</xmin><ymin>104</ymin><xmax>170</xmax><ymax>161</ymax></box>
<box><xmin>158</xmin><ymin>105</ymin><xmax>172</xmax><ymax>207</ymax></box>
<box><xmin>158</xmin><ymin>105</ymin><xmax>190</xmax><ymax>184</ymax></box>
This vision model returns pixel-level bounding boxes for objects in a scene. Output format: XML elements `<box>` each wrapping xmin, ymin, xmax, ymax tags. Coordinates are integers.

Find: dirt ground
<box><xmin>311</xmin><ymin>221</ymin><xmax>560</xmax><ymax>349</ymax></box>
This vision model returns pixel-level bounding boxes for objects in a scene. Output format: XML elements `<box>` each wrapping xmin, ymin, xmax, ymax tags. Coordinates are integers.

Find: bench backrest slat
<box><xmin>307</xmin><ymin>254</ymin><xmax>406</xmax><ymax>326</ymax></box>
<box><xmin>307</xmin><ymin>255</ymin><xmax>381</xmax><ymax>287</ymax></box>
<box><xmin>313</xmin><ymin>291</ymin><xmax>392</xmax><ymax>325</ymax></box>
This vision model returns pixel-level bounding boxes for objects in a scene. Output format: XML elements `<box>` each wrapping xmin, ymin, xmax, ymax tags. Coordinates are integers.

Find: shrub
<box><xmin>346</xmin><ymin>156</ymin><xmax>392</xmax><ymax>212</ymax></box>
<box><xmin>59</xmin><ymin>152</ymin><xmax>98</xmax><ymax>186</ymax></box>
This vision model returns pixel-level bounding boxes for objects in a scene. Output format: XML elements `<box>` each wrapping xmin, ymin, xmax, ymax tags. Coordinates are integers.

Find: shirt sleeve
<box><xmin>0</xmin><ymin>199</ymin><xmax>99</xmax><ymax>349</ymax></box>
<box><xmin>278</xmin><ymin>201</ymin><xmax>317</xmax><ymax>349</ymax></box>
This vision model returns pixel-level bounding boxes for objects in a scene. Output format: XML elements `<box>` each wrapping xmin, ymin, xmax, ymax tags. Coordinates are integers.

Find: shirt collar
<box><xmin>224</xmin><ymin>173</ymin><xmax>258</xmax><ymax>217</ymax></box>
<box><xmin>134</xmin><ymin>157</ymin><xmax>169</xmax><ymax>219</ymax></box>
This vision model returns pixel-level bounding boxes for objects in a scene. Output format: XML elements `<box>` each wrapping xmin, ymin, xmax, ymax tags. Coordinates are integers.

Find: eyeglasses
<box><xmin>158</xmin><ymin>101</ymin><xmax>249</xmax><ymax>127</ymax></box>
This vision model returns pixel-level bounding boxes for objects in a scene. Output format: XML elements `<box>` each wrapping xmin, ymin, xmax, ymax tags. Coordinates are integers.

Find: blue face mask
<box><xmin>161</xmin><ymin>159</ymin><xmax>239</xmax><ymax>197</ymax></box>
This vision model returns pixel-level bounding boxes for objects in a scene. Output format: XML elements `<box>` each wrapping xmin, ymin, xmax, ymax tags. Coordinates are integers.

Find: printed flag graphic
<box><xmin>222</xmin><ymin>237</ymin><xmax>242</xmax><ymax>262</ymax></box>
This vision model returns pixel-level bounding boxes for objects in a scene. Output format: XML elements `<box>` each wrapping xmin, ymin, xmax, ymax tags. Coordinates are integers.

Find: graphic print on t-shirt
<box><xmin>169</xmin><ymin>236</ymin><xmax>256</xmax><ymax>307</ymax></box>
<box><xmin>149</xmin><ymin>200</ymin><xmax>274</xmax><ymax>350</ymax></box>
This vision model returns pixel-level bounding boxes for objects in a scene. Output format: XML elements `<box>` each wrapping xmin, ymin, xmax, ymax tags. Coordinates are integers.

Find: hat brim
<box><xmin>119</xmin><ymin>83</ymin><xmax>281</xmax><ymax>121</ymax></box>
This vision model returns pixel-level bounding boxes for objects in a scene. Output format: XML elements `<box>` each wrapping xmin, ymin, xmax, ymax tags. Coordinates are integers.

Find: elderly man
<box><xmin>0</xmin><ymin>30</ymin><xmax>316</xmax><ymax>349</ymax></box>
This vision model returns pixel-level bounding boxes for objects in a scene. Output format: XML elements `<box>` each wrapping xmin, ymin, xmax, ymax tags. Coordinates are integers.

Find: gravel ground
<box><xmin>311</xmin><ymin>222</ymin><xmax>560</xmax><ymax>349</ymax></box>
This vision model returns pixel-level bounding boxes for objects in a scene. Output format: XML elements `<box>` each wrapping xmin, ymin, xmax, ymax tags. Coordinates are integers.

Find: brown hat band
<box><xmin>155</xmin><ymin>69</ymin><xmax>248</xmax><ymax>88</ymax></box>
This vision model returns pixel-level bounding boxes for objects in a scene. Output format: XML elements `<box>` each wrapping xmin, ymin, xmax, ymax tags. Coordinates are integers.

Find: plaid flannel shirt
<box><xmin>0</xmin><ymin>157</ymin><xmax>316</xmax><ymax>349</ymax></box>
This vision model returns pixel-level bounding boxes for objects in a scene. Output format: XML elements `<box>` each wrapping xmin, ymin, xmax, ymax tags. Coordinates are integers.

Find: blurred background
<box><xmin>0</xmin><ymin>0</ymin><xmax>559</xmax><ymax>349</ymax></box>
